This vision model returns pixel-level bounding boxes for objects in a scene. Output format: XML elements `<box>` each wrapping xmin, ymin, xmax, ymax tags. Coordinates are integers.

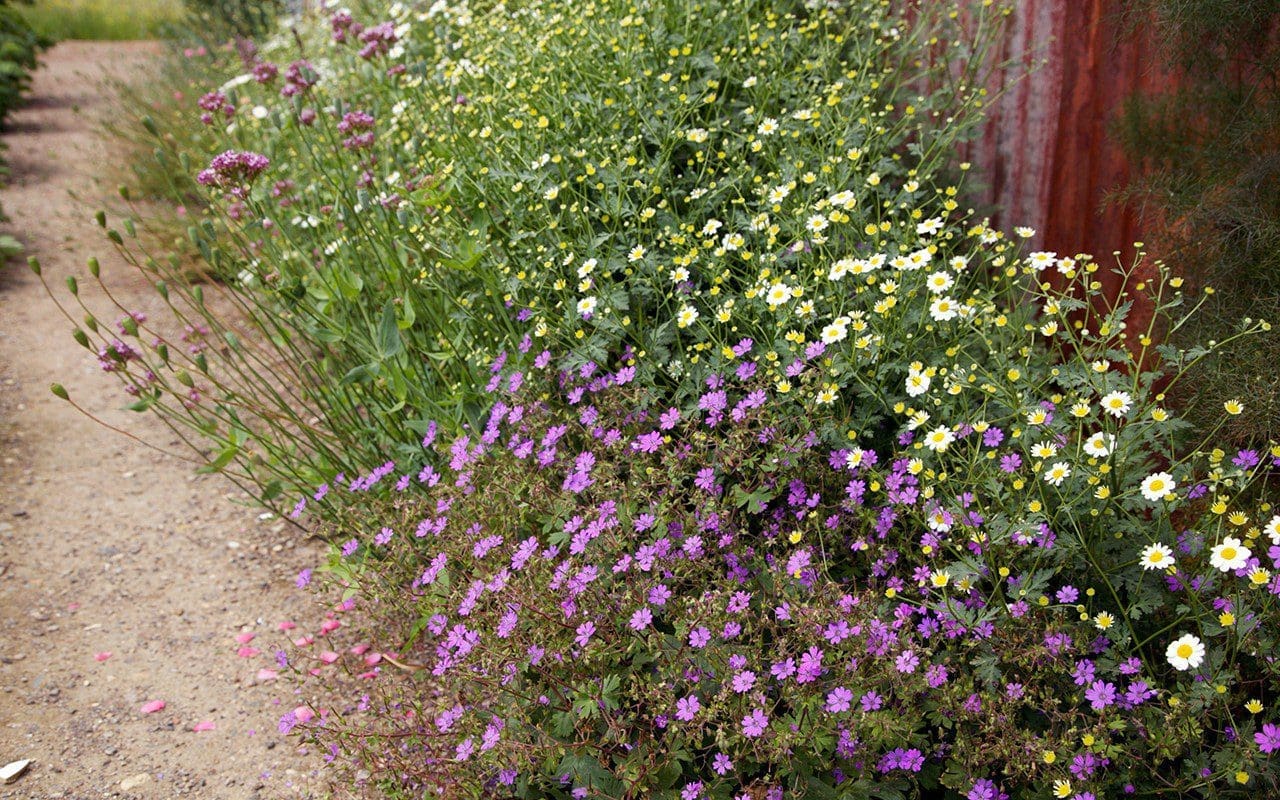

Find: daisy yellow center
<box><xmin>1177</xmin><ymin>643</ymin><xmax>1194</xmax><ymax>659</ymax></box>
<box><xmin>1149</xmin><ymin>479</ymin><xmax>1165</xmax><ymax>491</ymax></box>
<box><xmin>1222</xmin><ymin>547</ymin><xmax>1238</xmax><ymax>560</ymax></box>
<box><xmin>1148</xmin><ymin>553</ymin><xmax>1162</xmax><ymax>563</ymax></box>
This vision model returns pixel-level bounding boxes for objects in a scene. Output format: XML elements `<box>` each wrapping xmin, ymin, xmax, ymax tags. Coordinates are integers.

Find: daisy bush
<box><xmin>44</xmin><ymin>0</ymin><xmax>1280</xmax><ymax>797</ymax></box>
<box><xmin>72</xmin><ymin>0</ymin><xmax>1011</xmax><ymax>505</ymax></box>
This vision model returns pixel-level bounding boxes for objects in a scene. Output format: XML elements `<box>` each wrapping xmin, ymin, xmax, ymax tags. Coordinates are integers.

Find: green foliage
<box><xmin>1111</xmin><ymin>0</ymin><xmax>1280</xmax><ymax>447</ymax></box>
<box><xmin>181</xmin><ymin>0</ymin><xmax>282</xmax><ymax>39</ymax></box>
<box><xmin>14</xmin><ymin>0</ymin><xmax>184</xmax><ymax>40</ymax></box>
<box><xmin>0</xmin><ymin>0</ymin><xmax>46</xmax><ymax>260</ymax></box>
<box><xmin>0</xmin><ymin>1</ymin><xmax>45</xmax><ymax>126</ymax></box>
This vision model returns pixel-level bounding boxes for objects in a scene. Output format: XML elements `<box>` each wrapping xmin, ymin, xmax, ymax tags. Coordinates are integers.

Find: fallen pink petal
<box><xmin>140</xmin><ymin>700</ymin><xmax>166</xmax><ymax>714</ymax></box>
<box><xmin>235</xmin><ymin>632</ymin><xmax>256</xmax><ymax>644</ymax></box>
<box><xmin>93</xmin><ymin>651</ymin><xmax>112</xmax><ymax>662</ymax></box>
<box><xmin>255</xmin><ymin>668</ymin><xmax>279</xmax><ymax>681</ymax></box>
<box><xmin>192</xmin><ymin>720</ymin><xmax>216</xmax><ymax>732</ymax></box>
<box><xmin>277</xmin><ymin>621</ymin><xmax>296</xmax><ymax>631</ymax></box>
<box><xmin>318</xmin><ymin>650</ymin><xmax>339</xmax><ymax>664</ymax></box>
<box><xmin>236</xmin><ymin>646</ymin><xmax>261</xmax><ymax>658</ymax></box>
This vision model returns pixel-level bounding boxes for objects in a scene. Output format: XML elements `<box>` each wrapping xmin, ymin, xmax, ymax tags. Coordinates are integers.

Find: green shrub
<box><xmin>75</xmin><ymin>0</ymin><xmax>1014</xmax><ymax>511</ymax></box>
<box><xmin>0</xmin><ymin>1</ymin><xmax>45</xmax><ymax>126</ymax></box>
<box><xmin>0</xmin><ymin>0</ymin><xmax>48</xmax><ymax>260</ymax></box>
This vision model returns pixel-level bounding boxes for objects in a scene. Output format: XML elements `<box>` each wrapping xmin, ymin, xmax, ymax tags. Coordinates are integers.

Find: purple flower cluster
<box><xmin>330</xmin><ymin>9</ymin><xmax>362</xmax><ymax>43</ymax></box>
<box><xmin>251</xmin><ymin>61</ymin><xmax>278</xmax><ymax>84</ymax></box>
<box><xmin>281</xmin><ymin>60</ymin><xmax>317</xmax><ymax>98</ymax></box>
<box><xmin>196</xmin><ymin>150</ymin><xmax>270</xmax><ymax>198</ymax></box>
<box><xmin>197</xmin><ymin>90</ymin><xmax>234</xmax><ymax>125</ymax></box>
<box><xmin>271</xmin><ymin>332</ymin><xmax>1280</xmax><ymax>800</ymax></box>
<box><xmin>357</xmin><ymin>22</ymin><xmax>398</xmax><ymax>60</ymax></box>
<box><xmin>337</xmin><ymin>110</ymin><xmax>376</xmax><ymax>151</ymax></box>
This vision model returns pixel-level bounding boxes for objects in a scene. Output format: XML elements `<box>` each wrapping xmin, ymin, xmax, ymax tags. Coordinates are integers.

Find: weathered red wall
<box><xmin>969</xmin><ymin>1</ymin><xmax>1171</xmax><ymax>262</ymax></box>
<box><xmin>961</xmin><ymin>0</ymin><xmax>1176</xmax><ymax>351</ymax></box>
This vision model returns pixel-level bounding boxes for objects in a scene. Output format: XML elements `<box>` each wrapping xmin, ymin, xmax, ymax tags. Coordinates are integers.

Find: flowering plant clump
<box><xmin>286</xmin><ymin>253</ymin><xmax>1280</xmax><ymax>798</ymax></box>
<box><xmin>75</xmin><ymin>0</ymin><xmax>1016</xmax><ymax>505</ymax></box>
<box><xmin>46</xmin><ymin>0</ymin><xmax>1280</xmax><ymax>797</ymax></box>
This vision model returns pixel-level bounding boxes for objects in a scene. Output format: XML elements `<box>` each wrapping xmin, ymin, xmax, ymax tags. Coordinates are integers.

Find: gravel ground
<box><xmin>0</xmin><ymin>41</ymin><xmax>331</xmax><ymax>799</ymax></box>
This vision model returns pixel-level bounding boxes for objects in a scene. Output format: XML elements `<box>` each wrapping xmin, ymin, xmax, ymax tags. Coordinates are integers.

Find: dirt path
<box><xmin>0</xmin><ymin>42</ymin><xmax>325</xmax><ymax>799</ymax></box>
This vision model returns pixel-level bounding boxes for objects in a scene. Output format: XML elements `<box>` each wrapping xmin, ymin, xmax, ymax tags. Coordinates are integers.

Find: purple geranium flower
<box><xmin>1257</xmin><ymin>722</ymin><xmax>1280</xmax><ymax>754</ymax></box>
<box><xmin>741</xmin><ymin>708</ymin><xmax>769</xmax><ymax>738</ymax></box>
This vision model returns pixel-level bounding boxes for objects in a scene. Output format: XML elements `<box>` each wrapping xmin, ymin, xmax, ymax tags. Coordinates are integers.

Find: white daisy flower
<box><xmin>1100</xmin><ymin>391</ymin><xmax>1133</xmax><ymax>418</ymax></box>
<box><xmin>1265</xmin><ymin>514</ymin><xmax>1280</xmax><ymax>545</ymax></box>
<box><xmin>1140</xmin><ymin>472</ymin><xmax>1176</xmax><ymax>502</ymax></box>
<box><xmin>765</xmin><ymin>284</ymin><xmax>794</xmax><ymax>308</ymax></box>
<box><xmin>1139</xmin><ymin>542</ymin><xmax>1175</xmax><ymax>571</ymax></box>
<box><xmin>829</xmin><ymin>190</ymin><xmax>856</xmax><ymax>209</ymax></box>
<box><xmin>929</xmin><ymin>297</ymin><xmax>959</xmax><ymax>321</ymax></box>
<box><xmin>1030</xmin><ymin>442</ymin><xmax>1059</xmax><ymax>459</ymax></box>
<box><xmin>1209</xmin><ymin>536</ymin><xmax>1251</xmax><ymax>572</ymax></box>
<box><xmin>905</xmin><ymin>372</ymin><xmax>930</xmax><ymax>397</ymax></box>
<box><xmin>925</xmin><ymin>271</ymin><xmax>954</xmax><ymax>294</ymax></box>
<box><xmin>828</xmin><ymin>258</ymin><xmax>853</xmax><ymax>281</ymax></box>
<box><xmin>1165</xmin><ymin>633</ymin><xmax>1205</xmax><ymax>671</ymax></box>
<box><xmin>1043</xmin><ymin>462</ymin><xmax>1072</xmax><ymax>486</ymax></box>
<box><xmin>907</xmin><ymin>248</ymin><xmax>932</xmax><ymax>268</ymax></box>
<box><xmin>1027</xmin><ymin>251</ymin><xmax>1057</xmax><ymax>271</ymax></box>
<box><xmin>922</xmin><ymin>426</ymin><xmax>955</xmax><ymax>452</ymax></box>
<box><xmin>821</xmin><ymin>319</ymin><xmax>848</xmax><ymax>344</ymax></box>
<box><xmin>916</xmin><ymin>217</ymin><xmax>943</xmax><ymax>237</ymax></box>
<box><xmin>1082</xmin><ymin>431</ymin><xmax>1115</xmax><ymax>458</ymax></box>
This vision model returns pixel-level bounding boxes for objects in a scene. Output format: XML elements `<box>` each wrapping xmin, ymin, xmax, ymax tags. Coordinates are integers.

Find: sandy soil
<box><xmin>0</xmin><ymin>42</ymin><xmax>328</xmax><ymax>799</ymax></box>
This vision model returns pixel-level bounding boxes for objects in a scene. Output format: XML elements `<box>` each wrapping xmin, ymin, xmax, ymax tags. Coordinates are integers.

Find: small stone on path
<box><xmin>119</xmin><ymin>772</ymin><xmax>151</xmax><ymax>791</ymax></box>
<box><xmin>0</xmin><ymin>759</ymin><xmax>30</xmax><ymax>783</ymax></box>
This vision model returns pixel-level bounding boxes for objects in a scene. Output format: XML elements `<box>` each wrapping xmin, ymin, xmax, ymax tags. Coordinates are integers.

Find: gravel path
<box><xmin>0</xmin><ymin>42</ymin><xmax>325</xmax><ymax>799</ymax></box>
